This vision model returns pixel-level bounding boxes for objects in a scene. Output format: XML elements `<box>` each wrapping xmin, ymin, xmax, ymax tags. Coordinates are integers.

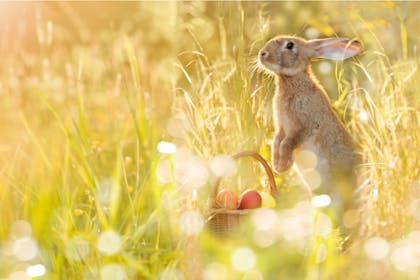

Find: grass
<box><xmin>0</xmin><ymin>1</ymin><xmax>419</xmax><ymax>279</ymax></box>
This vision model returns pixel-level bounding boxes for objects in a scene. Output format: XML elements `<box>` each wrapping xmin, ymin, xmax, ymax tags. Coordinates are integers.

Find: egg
<box><xmin>259</xmin><ymin>191</ymin><xmax>276</xmax><ymax>208</ymax></box>
<box><xmin>215</xmin><ymin>189</ymin><xmax>239</xmax><ymax>210</ymax></box>
<box><xmin>239</xmin><ymin>189</ymin><xmax>262</xmax><ymax>209</ymax></box>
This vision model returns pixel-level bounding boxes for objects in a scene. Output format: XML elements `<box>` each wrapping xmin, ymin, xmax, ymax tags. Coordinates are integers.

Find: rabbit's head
<box><xmin>258</xmin><ymin>35</ymin><xmax>362</xmax><ymax>76</ymax></box>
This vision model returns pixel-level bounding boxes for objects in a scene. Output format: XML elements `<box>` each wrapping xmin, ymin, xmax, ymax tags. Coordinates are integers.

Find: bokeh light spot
<box><xmin>161</xmin><ymin>190</ymin><xmax>175</xmax><ymax>210</ymax></box>
<box><xmin>243</xmin><ymin>270</ymin><xmax>264</xmax><ymax>280</ymax></box>
<box><xmin>316</xmin><ymin>243</ymin><xmax>327</xmax><ymax>264</ymax></box>
<box><xmin>407</xmin><ymin>230</ymin><xmax>420</xmax><ymax>243</ymax></box>
<box><xmin>157</xmin><ymin>141</ymin><xmax>176</xmax><ymax>154</ymax></box>
<box><xmin>11</xmin><ymin>220</ymin><xmax>32</xmax><ymax>238</ymax></box>
<box><xmin>318</xmin><ymin>61</ymin><xmax>332</xmax><ymax>74</ymax></box>
<box><xmin>201</xmin><ymin>262</ymin><xmax>228</xmax><ymax>280</ymax></box>
<box><xmin>357</xmin><ymin>109</ymin><xmax>370</xmax><ymax>123</ymax></box>
<box><xmin>277</xmin><ymin>201</ymin><xmax>314</xmax><ymax>243</ymax></box>
<box><xmin>391</xmin><ymin>246</ymin><xmax>415</xmax><ymax>271</ymax></box>
<box><xmin>26</xmin><ymin>264</ymin><xmax>46</xmax><ymax>277</ymax></box>
<box><xmin>174</xmin><ymin>148</ymin><xmax>209</xmax><ymax>189</ymax></box>
<box><xmin>311</xmin><ymin>194</ymin><xmax>331</xmax><ymax>208</ymax></box>
<box><xmin>315</xmin><ymin>213</ymin><xmax>332</xmax><ymax>238</ymax></box>
<box><xmin>295</xmin><ymin>149</ymin><xmax>318</xmax><ymax>170</ymax></box>
<box><xmin>179</xmin><ymin>210</ymin><xmax>204</xmax><ymax>236</ymax></box>
<box><xmin>166</xmin><ymin>114</ymin><xmax>190</xmax><ymax>138</ymax></box>
<box><xmin>12</xmin><ymin>237</ymin><xmax>38</xmax><ymax>261</ymax></box>
<box><xmin>253</xmin><ymin>229</ymin><xmax>277</xmax><ymax>248</ymax></box>
<box><xmin>65</xmin><ymin>236</ymin><xmax>90</xmax><ymax>262</ymax></box>
<box><xmin>252</xmin><ymin>208</ymin><xmax>277</xmax><ymax>230</ymax></box>
<box><xmin>390</xmin><ymin>232</ymin><xmax>420</xmax><ymax>271</ymax></box>
<box><xmin>209</xmin><ymin>154</ymin><xmax>236</xmax><ymax>177</ymax></box>
<box><xmin>8</xmin><ymin>271</ymin><xmax>28</xmax><ymax>280</ymax></box>
<box><xmin>100</xmin><ymin>264</ymin><xmax>126</xmax><ymax>280</ymax></box>
<box><xmin>156</xmin><ymin>159</ymin><xmax>172</xmax><ymax>184</ymax></box>
<box><xmin>231</xmin><ymin>247</ymin><xmax>256</xmax><ymax>271</ymax></box>
<box><xmin>158</xmin><ymin>268</ymin><xmax>184</xmax><ymax>280</ymax></box>
<box><xmin>97</xmin><ymin>230</ymin><xmax>122</xmax><ymax>255</ymax></box>
<box><xmin>343</xmin><ymin>209</ymin><xmax>360</xmax><ymax>229</ymax></box>
<box><xmin>409</xmin><ymin>199</ymin><xmax>420</xmax><ymax>221</ymax></box>
<box><xmin>364</xmin><ymin>237</ymin><xmax>390</xmax><ymax>260</ymax></box>
<box><xmin>303</xmin><ymin>169</ymin><xmax>322</xmax><ymax>190</ymax></box>
<box><xmin>305</xmin><ymin>27</ymin><xmax>319</xmax><ymax>39</ymax></box>
<box><xmin>96</xmin><ymin>178</ymin><xmax>114</xmax><ymax>206</ymax></box>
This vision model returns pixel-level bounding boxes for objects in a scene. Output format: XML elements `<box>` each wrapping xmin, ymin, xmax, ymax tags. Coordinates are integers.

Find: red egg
<box><xmin>215</xmin><ymin>189</ymin><xmax>239</xmax><ymax>210</ymax></box>
<box><xmin>239</xmin><ymin>190</ymin><xmax>262</xmax><ymax>209</ymax></box>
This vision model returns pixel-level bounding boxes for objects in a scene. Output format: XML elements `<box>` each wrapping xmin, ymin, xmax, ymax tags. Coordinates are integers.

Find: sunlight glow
<box><xmin>252</xmin><ymin>208</ymin><xmax>277</xmax><ymax>230</ymax></box>
<box><xmin>157</xmin><ymin>141</ymin><xmax>176</xmax><ymax>154</ymax></box>
<box><xmin>174</xmin><ymin>148</ymin><xmax>209</xmax><ymax>189</ymax></box>
<box><xmin>253</xmin><ymin>229</ymin><xmax>277</xmax><ymax>248</ymax></box>
<box><xmin>242</xmin><ymin>270</ymin><xmax>264</xmax><ymax>280</ymax></box>
<box><xmin>315</xmin><ymin>213</ymin><xmax>332</xmax><ymax>237</ymax></box>
<box><xmin>65</xmin><ymin>236</ymin><xmax>90</xmax><ymax>262</ymax></box>
<box><xmin>156</xmin><ymin>159</ymin><xmax>172</xmax><ymax>184</ymax></box>
<box><xmin>26</xmin><ymin>264</ymin><xmax>46</xmax><ymax>277</ymax></box>
<box><xmin>97</xmin><ymin>230</ymin><xmax>122</xmax><ymax>255</ymax></box>
<box><xmin>161</xmin><ymin>191</ymin><xmax>175</xmax><ymax>210</ymax></box>
<box><xmin>8</xmin><ymin>271</ymin><xmax>27</xmax><ymax>280</ymax></box>
<box><xmin>409</xmin><ymin>199</ymin><xmax>420</xmax><ymax>221</ymax></box>
<box><xmin>202</xmin><ymin>263</ymin><xmax>228</xmax><ymax>280</ymax></box>
<box><xmin>96</xmin><ymin>178</ymin><xmax>113</xmax><ymax>206</ymax></box>
<box><xmin>158</xmin><ymin>268</ymin><xmax>184</xmax><ymax>280</ymax></box>
<box><xmin>166</xmin><ymin>114</ymin><xmax>190</xmax><ymax>138</ymax></box>
<box><xmin>311</xmin><ymin>194</ymin><xmax>331</xmax><ymax>207</ymax></box>
<box><xmin>277</xmin><ymin>201</ymin><xmax>313</xmax><ymax>243</ymax></box>
<box><xmin>364</xmin><ymin>237</ymin><xmax>390</xmax><ymax>260</ymax></box>
<box><xmin>209</xmin><ymin>154</ymin><xmax>236</xmax><ymax>177</ymax></box>
<box><xmin>179</xmin><ymin>210</ymin><xmax>204</xmax><ymax>236</ymax></box>
<box><xmin>100</xmin><ymin>264</ymin><xmax>126</xmax><ymax>280</ymax></box>
<box><xmin>231</xmin><ymin>247</ymin><xmax>256</xmax><ymax>271</ymax></box>
<box><xmin>316</xmin><ymin>243</ymin><xmax>327</xmax><ymax>264</ymax></box>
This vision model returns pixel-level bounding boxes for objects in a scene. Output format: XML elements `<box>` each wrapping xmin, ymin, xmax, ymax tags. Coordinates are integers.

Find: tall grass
<box><xmin>0</xmin><ymin>2</ymin><xmax>419</xmax><ymax>279</ymax></box>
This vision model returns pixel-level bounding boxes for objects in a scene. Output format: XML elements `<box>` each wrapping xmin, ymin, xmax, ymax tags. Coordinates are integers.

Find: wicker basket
<box><xmin>207</xmin><ymin>151</ymin><xmax>277</xmax><ymax>234</ymax></box>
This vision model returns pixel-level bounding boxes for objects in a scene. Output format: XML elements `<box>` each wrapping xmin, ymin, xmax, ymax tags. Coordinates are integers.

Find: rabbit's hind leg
<box><xmin>272</xmin><ymin>130</ymin><xmax>285</xmax><ymax>173</ymax></box>
<box><xmin>276</xmin><ymin>137</ymin><xmax>297</xmax><ymax>172</ymax></box>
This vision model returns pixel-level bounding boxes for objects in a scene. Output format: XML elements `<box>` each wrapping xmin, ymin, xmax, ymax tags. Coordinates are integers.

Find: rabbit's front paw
<box><xmin>273</xmin><ymin>156</ymin><xmax>293</xmax><ymax>173</ymax></box>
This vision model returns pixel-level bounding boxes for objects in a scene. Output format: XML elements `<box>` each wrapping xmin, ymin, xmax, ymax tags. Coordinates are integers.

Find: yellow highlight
<box><xmin>74</xmin><ymin>209</ymin><xmax>84</xmax><ymax>216</ymax></box>
<box><xmin>259</xmin><ymin>191</ymin><xmax>276</xmax><ymax>208</ymax></box>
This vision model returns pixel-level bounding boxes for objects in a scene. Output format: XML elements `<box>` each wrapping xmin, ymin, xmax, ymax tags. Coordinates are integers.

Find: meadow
<box><xmin>0</xmin><ymin>2</ymin><xmax>419</xmax><ymax>279</ymax></box>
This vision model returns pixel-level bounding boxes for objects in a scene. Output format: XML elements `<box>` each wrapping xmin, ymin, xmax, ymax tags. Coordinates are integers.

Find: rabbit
<box><xmin>258</xmin><ymin>35</ymin><xmax>362</xmax><ymax>227</ymax></box>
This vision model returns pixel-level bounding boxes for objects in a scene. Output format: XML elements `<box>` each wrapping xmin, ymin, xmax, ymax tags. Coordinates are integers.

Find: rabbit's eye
<box><xmin>286</xmin><ymin>42</ymin><xmax>294</xmax><ymax>50</ymax></box>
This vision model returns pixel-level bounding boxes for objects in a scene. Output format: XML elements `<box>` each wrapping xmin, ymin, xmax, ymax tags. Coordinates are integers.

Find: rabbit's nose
<box><xmin>259</xmin><ymin>51</ymin><xmax>269</xmax><ymax>58</ymax></box>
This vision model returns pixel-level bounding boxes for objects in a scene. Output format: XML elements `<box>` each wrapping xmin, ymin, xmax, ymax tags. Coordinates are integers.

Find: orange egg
<box><xmin>215</xmin><ymin>189</ymin><xmax>239</xmax><ymax>210</ymax></box>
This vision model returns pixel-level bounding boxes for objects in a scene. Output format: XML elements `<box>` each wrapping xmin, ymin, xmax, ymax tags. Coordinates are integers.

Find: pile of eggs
<box><xmin>215</xmin><ymin>189</ymin><xmax>276</xmax><ymax>210</ymax></box>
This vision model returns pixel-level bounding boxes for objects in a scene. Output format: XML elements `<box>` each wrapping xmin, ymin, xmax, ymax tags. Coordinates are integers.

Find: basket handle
<box><xmin>212</xmin><ymin>151</ymin><xmax>278</xmax><ymax>199</ymax></box>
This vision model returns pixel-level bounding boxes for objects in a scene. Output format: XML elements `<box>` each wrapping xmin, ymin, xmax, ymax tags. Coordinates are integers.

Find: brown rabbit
<box><xmin>258</xmin><ymin>36</ymin><xmax>362</xmax><ymax>224</ymax></box>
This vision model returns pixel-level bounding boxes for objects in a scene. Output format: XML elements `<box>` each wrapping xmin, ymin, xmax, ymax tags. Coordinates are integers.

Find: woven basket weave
<box><xmin>207</xmin><ymin>151</ymin><xmax>277</xmax><ymax>234</ymax></box>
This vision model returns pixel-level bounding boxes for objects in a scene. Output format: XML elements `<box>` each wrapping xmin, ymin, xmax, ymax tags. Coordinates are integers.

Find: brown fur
<box><xmin>258</xmin><ymin>35</ymin><xmax>362</xmax><ymax>223</ymax></box>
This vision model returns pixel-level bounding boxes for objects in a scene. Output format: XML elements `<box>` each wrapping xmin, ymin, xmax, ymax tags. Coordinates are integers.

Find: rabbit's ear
<box><xmin>308</xmin><ymin>38</ymin><xmax>362</xmax><ymax>61</ymax></box>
